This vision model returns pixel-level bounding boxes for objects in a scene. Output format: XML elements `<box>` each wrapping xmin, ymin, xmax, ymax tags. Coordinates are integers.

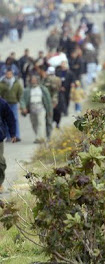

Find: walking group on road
<box><xmin>0</xmin><ymin>14</ymin><xmax>102</xmax><ymax>191</ymax></box>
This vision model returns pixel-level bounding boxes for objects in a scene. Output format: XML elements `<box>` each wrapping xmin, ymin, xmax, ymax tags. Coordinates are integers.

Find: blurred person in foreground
<box><xmin>0</xmin><ymin>98</ymin><xmax>16</xmax><ymax>192</ymax></box>
<box><xmin>0</xmin><ymin>69</ymin><xmax>23</xmax><ymax>142</ymax></box>
<box><xmin>20</xmin><ymin>75</ymin><xmax>52</xmax><ymax>143</ymax></box>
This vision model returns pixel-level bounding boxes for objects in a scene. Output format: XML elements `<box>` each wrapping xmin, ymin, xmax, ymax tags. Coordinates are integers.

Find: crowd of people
<box><xmin>0</xmin><ymin>0</ymin><xmax>64</xmax><ymax>42</ymax></box>
<box><xmin>0</xmin><ymin>15</ymin><xmax>25</xmax><ymax>42</ymax></box>
<box><xmin>0</xmin><ymin>15</ymin><xmax>102</xmax><ymax>144</ymax></box>
<box><xmin>0</xmin><ymin>0</ymin><xmax>104</xmax><ymax>44</ymax></box>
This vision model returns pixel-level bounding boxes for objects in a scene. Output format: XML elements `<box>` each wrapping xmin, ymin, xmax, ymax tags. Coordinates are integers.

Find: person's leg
<box><xmin>65</xmin><ymin>91</ymin><xmax>70</xmax><ymax>111</ymax></box>
<box><xmin>53</xmin><ymin>107</ymin><xmax>61</xmax><ymax>128</ymax></box>
<box><xmin>59</xmin><ymin>91</ymin><xmax>67</xmax><ymax>115</ymax></box>
<box><xmin>87</xmin><ymin>63</ymin><xmax>93</xmax><ymax>84</ymax></box>
<box><xmin>46</xmin><ymin>115</ymin><xmax>53</xmax><ymax>139</ymax></box>
<box><xmin>0</xmin><ymin>142</ymin><xmax>6</xmax><ymax>187</ymax></box>
<box><xmin>37</xmin><ymin>109</ymin><xmax>46</xmax><ymax>141</ymax></box>
<box><xmin>6</xmin><ymin>103</ymin><xmax>13</xmax><ymax>140</ymax></box>
<box><xmin>75</xmin><ymin>103</ymin><xmax>81</xmax><ymax>112</ymax></box>
<box><xmin>81</xmin><ymin>74</ymin><xmax>87</xmax><ymax>89</ymax></box>
<box><xmin>22</xmin><ymin>73</ymin><xmax>27</xmax><ymax>88</ymax></box>
<box><xmin>91</xmin><ymin>63</ymin><xmax>97</xmax><ymax>81</ymax></box>
<box><xmin>30</xmin><ymin>112</ymin><xmax>38</xmax><ymax>139</ymax></box>
<box><xmin>10</xmin><ymin>104</ymin><xmax>20</xmax><ymax>139</ymax></box>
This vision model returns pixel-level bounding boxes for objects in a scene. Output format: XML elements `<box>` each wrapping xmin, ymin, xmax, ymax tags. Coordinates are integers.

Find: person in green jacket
<box><xmin>0</xmin><ymin>69</ymin><xmax>23</xmax><ymax>142</ymax></box>
<box><xmin>20</xmin><ymin>75</ymin><xmax>53</xmax><ymax>143</ymax></box>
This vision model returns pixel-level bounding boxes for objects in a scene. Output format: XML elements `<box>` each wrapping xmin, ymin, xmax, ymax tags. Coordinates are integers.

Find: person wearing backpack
<box><xmin>0</xmin><ymin>98</ymin><xmax>16</xmax><ymax>192</ymax></box>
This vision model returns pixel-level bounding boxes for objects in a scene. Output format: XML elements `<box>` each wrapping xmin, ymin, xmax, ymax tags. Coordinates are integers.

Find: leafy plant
<box><xmin>2</xmin><ymin>79</ymin><xmax>105</xmax><ymax>262</ymax></box>
<box><xmin>74</xmin><ymin>109</ymin><xmax>105</xmax><ymax>141</ymax></box>
<box><xmin>0</xmin><ymin>202</ymin><xmax>19</xmax><ymax>230</ymax></box>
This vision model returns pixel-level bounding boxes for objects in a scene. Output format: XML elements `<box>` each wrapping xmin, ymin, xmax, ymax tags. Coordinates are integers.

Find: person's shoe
<box><xmin>33</xmin><ymin>139</ymin><xmax>41</xmax><ymax>144</ymax></box>
<box><xmin>56</xmin><ymin>124</ymin><xmax>60</xmax><ymax>129</ymax></box>
<box><xmin>16</xmin><ymin>138</ymin><xmax>21</xmax><ymax>142</ymax></box>
<box><xmin>64</xmin><ymin>111</ymin><xmax>68</xmax><ymax>117</ymax></box>
<box><xmin>33</xmin><ymin>139</ymin><xmax>45</xmax><ymax>144</ymax></box>
<box><xmin>0</xmin><ymin>185</ymin><xmax>4</xmax><ymax>193</ymax></box>
<box><xmin>6</xmin><ymin>138</ymin><xmax>11</xmax><ymax>143</ymax></box>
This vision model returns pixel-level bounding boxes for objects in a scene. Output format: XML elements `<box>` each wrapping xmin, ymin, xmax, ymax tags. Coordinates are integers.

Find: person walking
<box><xmin>43</xmin><ymin>66</ymin><xmax>61</xmax><ymax>108</ymax></box>
<box><xmin>0</xmin><ymin>98</ymin><xmax>16</xmax><ymax>192</ymax></box>
<box><xmin>9</xmin><ymin>22</ymin><xmax>18</xmax><ymax>43</ymax></box>
<box><xmin>16</xmin><ymin>15</ymin><xmax>24</xmax><ymax>40</ymax></box>
<box><xmin>46</xmin><ymin>28</ymin><xmax>60</xmax><ymax>52</ymax></box>
<box><xmin>43</xmin><ymin>66</ymin><xmax>61</xmax><ymax>129</ymax></box>
<box><xmin>19</xmin><ymin>49</ymin><xmax>32</xmax><ymax>87</ymax></box>
<box><xmin>56</xmin><ymin>61</ymin><xmax>75</xmax><ymax>115</ymax></box>
<box><xmin>83</xmin><ymin>42</ymin><xmax>98</xmax><ymax>84</ymax></box>
<box><xmin>0</xmin><ymin>69</ymin><xmax>23</xmax><ymax>142</ymax></box>
<box><xmin>20</xmin><ymin>75</ymin><xmax>52</xmax><ymax>143</ymax></box>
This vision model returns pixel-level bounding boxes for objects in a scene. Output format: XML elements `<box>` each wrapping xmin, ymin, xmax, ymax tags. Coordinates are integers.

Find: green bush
<box><xmin>27</xmin><ymin>108</ymin><xmax>105</xmax><ymax>263</ymax></box>
<box><xmin>1</xmin><ymin>102</ymin><xmax>105</xmax><ymax>262</ymax></box>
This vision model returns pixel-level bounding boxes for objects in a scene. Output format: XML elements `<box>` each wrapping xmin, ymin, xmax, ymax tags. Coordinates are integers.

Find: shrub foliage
<box><xmin>1</xmin><ymin>106</ymin><xmax>105</xmax><ymax>262</ymax></box>
<box><xmin>30</xmin><ymin>109</ymin><xmax>105</xmax><ymax>263</ymax></box>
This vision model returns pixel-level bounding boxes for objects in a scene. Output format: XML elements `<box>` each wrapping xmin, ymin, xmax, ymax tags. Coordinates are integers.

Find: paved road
<box><xmin>0</xmin><ymin>13</ymin><xmax>105</xmax><ymax>198</ymax></box>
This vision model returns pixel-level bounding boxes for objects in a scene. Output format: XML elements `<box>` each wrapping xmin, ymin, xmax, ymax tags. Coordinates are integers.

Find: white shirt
<box><xmin>30</xmin><ymin>86</ymin><xmax>44</xmax><ymax>113</ymax></box>
<box><xmin>48</xmin><ymin>52</ymin><xmax>68</xmax><ymax>67</ymax></box>
<box><xmin>30</xmin><ymin>86</ymin><xmax>43</xmax><ymax>104</ymax></box>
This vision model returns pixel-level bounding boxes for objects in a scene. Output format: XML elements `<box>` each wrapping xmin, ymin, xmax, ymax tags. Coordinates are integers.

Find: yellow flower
<box><xmin>63</xmin><ymin>147</ymin><xmax>72</xmax><ymax>152</ymax></box>
<box><xmin>67</xmin><ymin>147</ymin><xmax>72</xmax><ymax>151</ymax></box>
<box><xmin>62</xmin><ymin>142</ymin><xmax>67</xmax><ymax>147</ymax></box>
<box><xmin>75</xmin><ymin>139</ymin><xmax>80</xmax><ymax>143</ymax></box>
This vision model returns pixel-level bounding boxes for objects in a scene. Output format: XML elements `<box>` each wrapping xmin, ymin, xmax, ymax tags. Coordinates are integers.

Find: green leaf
<box><xmin>89</xmin><ymin>145</ymin><xmax>102</xmax><ymax>158</ymax></box>
<box><xmin>74</xmin><ymin>212</ymin><xmax>81</xmax><ymax>224</ymax></box>
<box><xmin>92</xmin><ymin>180</ymin><xmax>105</xmax><ymax>191</ymax></box>
<box><xmin>54</xmin><ymin>177</ymin><xmax>67</xmax><ymax>186</ymax></box>
<box><xmin>79</xmin><ymin>152</ymin><xmax>90</xmax><ymax>161</ymax></box>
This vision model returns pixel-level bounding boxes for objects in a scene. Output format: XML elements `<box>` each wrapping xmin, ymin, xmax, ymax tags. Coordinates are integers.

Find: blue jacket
<box><xmin>0</xmin><ymin>98</ymin><xmax>16</xmax><ymax>142</ymax></box>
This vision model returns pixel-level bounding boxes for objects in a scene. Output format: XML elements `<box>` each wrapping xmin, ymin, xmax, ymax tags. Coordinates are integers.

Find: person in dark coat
<box><xmin>69</xmin><ymin>49</ymin><xmax>84</xmax><ymax>81</ymax></box>
<box><xmin>19</xmin><ymin>49</ymin><xmax>32</xmax><ymax>87</ymax></box>
<box><xmin>0</xmin><ymin>98</ymin><xmax>16</xmax><ymax>191</ymax></box>
<box><xmin>16</xmin><ymin>16</ymin><xmax>24</xmax><ymax>40</ymax></box>
<box><xmin>56</xmin><ymin>61</ymin><xmax>75</xmax><ymax>112</ymax></box>
<box><xmin>53</xmin><ymin>61</ymin><xmax>75</xmax><ymax>128</ymax></box>
<box><xmin>46</xmin><ymin>28</ymin><xmax>60</xmax><ymax>52</ymax></box>
<box><xmin>10</xmin><ymin>52</ymin><xmax>20</xmax><ymax>69</ymax></box>
<box><xmin>59</xmin><ymin>32</ymin><xmax>75</xmax><ymax>58</ymax></box>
